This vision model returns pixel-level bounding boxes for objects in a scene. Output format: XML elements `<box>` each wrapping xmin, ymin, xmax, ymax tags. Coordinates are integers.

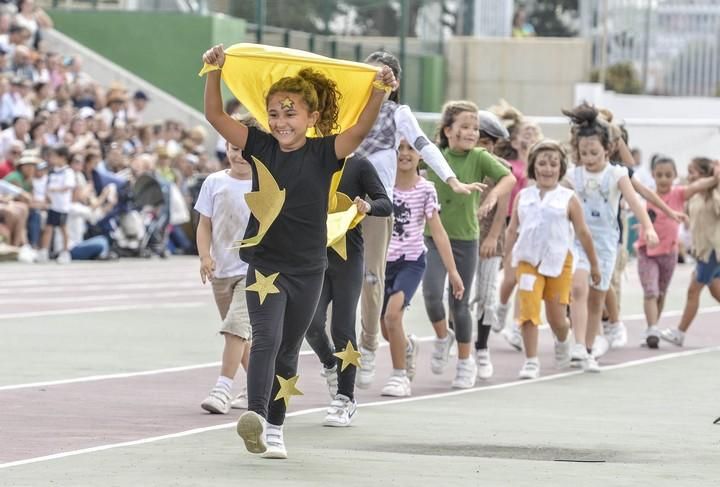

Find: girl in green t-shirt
<box><xmin>423</xmin><ymin>100</ymin><xmax>516</xmax><ymax>390</ymax></box>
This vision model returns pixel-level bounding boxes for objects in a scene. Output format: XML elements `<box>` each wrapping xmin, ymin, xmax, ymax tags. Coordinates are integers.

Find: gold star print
<box><xmin>333</xmin><ymin>341</ymin><xmax>362</xmax><ymax>372</ymax></box>
<box><xmin>274</xmin><ymin>374</ymin><xmax>303</xmax><ymax>407</ymax></box>
<box><xmin>280</xmin><ymin>97</ymin><xmax>294</xmax><ymax>110</ymax></box>
<box><xmin>245</xmin><ymin>270</ymin><xmax>280</xmax><ymax>304</ymax></box>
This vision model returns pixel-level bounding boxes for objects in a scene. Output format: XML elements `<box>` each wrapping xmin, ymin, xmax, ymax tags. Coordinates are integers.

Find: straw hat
<box><xmin>16</xmin><ymin>149</ymin><xmax>42</xmax><ymax>166</ymax></box>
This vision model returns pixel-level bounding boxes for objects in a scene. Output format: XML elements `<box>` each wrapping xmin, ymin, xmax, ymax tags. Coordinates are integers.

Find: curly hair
<box><xmin>435</xmin><ymin>100</ymin><xmax>479</xmax><ymax>149</ymax></box>
<box><xmin>527</xmin><ymin>139</ymin><xmax>568</xmax><ymax>181</ymax></box>
<box><xmin>562</xmin><ymin>102</ymin><xmax>611</xmax><ymax>154</ymax></box>
<box><xmin>266</xmin><ymin>68</ymin><xmax>341</xmax><ymax>136</ymax></box>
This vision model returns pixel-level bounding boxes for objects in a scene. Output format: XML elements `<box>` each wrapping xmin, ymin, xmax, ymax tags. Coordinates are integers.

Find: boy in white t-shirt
<box><xmin>194</xmin><ymin>130</ymin><xmax>254</xmax><ymax>414</ymax></box>
<box><xmin>37</xmin><ymin>146</ymin><xmax>75</xmax><ymax>264</ymax></box>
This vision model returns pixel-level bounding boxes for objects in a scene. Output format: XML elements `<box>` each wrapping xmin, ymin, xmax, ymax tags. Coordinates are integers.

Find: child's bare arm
<box><xmin>684</xmin><ymin>175</ymin><xmax>719</xmax><ymax>200</ymax></box>
<box><xmin>335</xmin><ymin>66</ymin><xmax>397</xmax><ymax>159</ymax></box>
<box><xmin>426</xmin><ymin>210</ymin><xmax>464</xmax><ymax>299</ymax></box>
<box><xmin>196</xmin><ymin>215</ymin><xmax>214</xmax><ymax>284</ymax></box>
<box><xmin>619</xmin><ymin>175</ymin><xmax>658</xmax><ymax>246</ymax></box>
<box><xmin>478</xmin><ymin>173</ymin><xmax>516</xmax><ymax>219</ymax></box>
<box><xmin>202</xmin><ymin>45</ymin><xmax>248</xmax><ymax>149</ymax></box>
<box><xmin>632</xmin><ymin>178</ymin><xmax>685</xmax><ymax>223</ymax></box>
<box><xmin>504</xmin><ymin>194</ymin><xmax>521</xmax><ymax>256</ymax></box>
<box><xmin>480</xmin><ymin>190</ymin><xmax>510</xmax><ymax>259</ymax></box>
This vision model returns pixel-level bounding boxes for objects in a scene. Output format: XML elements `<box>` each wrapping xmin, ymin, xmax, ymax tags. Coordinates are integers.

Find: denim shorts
<box><xmin>695</xmin><ymin>250</ymin><xmax>720</xmax><ymax>285</ymax></box>
<box><xmin>382</xmin><ymin>254</ymin><xmax>426</xmax><ymax>316</ymax></box>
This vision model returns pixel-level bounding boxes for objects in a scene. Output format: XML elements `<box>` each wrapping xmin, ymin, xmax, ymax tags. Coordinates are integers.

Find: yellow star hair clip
<box><xmin>280</xmin><ymin>97</ymin><xmax>294</xmax><ymax>110</ymax></box>
<box><xmin>274</xmin><ymin>374</ymin><xmax>303</xmax><ymax>408</ymax></box>
<box><xmin>333</xmin><ymin>341</ymin><xmax>362</xmax><ymax>372</ymax></box>
<box><xmin>245</xmin><ymin>270</ymin><xmax>280</xmax><ymax>304</ymax></box>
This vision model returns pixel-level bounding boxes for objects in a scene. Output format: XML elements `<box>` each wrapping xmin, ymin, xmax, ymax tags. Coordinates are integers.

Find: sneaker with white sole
<box><xmin>17</xmin><ymin>244</ymin><xmax>35</xmax><ymax>264</ymax></box>
<box><xmin>405</xmin><ymin>335</ymin><xmax>419</xmax><ymax>381</ymax></box>
<box><xmin>323</xmin><ymin>393</ymin><xmax>357</xmax><ymax>427</ymax></box>
<box><xmin>35</xmin><ymin>248</ymin><xmax>49</xmax><ymax>263</ymax></box>
<box><xmin>518</xmin><ymin>359</ymin><xmax>540</xmax><ymax>379</ymax></box>
<box><xmin>554</xmin><ymin>338</ymin><xmax>571</xmax><ymax>369</ymax></box>
<box><xmin>451</xmin><ymin>359</ymin><xmax>477</xmax><ymax>389</ymax></box>
<box><xmin>320</xmin><ymin>364</ymin><xmax>338</xmax><ymax>398</ymax></box>
<box><xmin>356</xmin><ymin>345</ymin><xmax>375</xmax><ymax>389</ymax></box>
<box><xmin>591</xmin><ymin>335</ymin><xmax>610</xmax><ymax>358</ymax></box>
<box><xmin>431</xmin><ymin>329</ymin><xmax>456</xmax><ymax>375</ymax></box>
<box><xmin>570</xmin><ymin>343</ymin><xmax>587</xmax><ymax>369</ymax></box>
<box><xmin>236</xmin><ymin>411</ymin><xmax>267</xmax><ymax>454</ymax></box>
<box><xmin>660</xmin><ymin>328</ymin><xmax>685</xmax><ymax>347</ymax></box>
<box><xmin>584</xmin><ymin>354</ymin><xmax>601</xmax><ymax>373</ymax></box>
<box><xmin>644</xmin><ymin>326</ymin><xmax>660</xmax><ymax>349</ymax></box>
<box><xmin>56</xmin><ymin>250</ymin><xmax>71</xmax><ymax>265</ymax></box>
<box><xmin>381</xmin><ymin>375</ymin><xmax>411</xmax><ymax>397</ymax></box>
<box><xmin>475</xmin><ymin>349</ymin><xmax>494</xmax><ymax>380</ymax></box>
<box><xmin>501</xmin><ymin>323</ymin><xmax>523</xmax><ymax>351</ymax></box>
<box><xmin>261</xmin><ymin>424</ymin><xmax>287</xmax><ymax>459</ymax></box>
<box><xmin>605</xmin><ymin>321</ymin><xmax>628</xmax><ymax>348</ymax></box>
<box><xmin>496</xmin><ymin>302</ymin><xmax>510</xmax><ymax>333</ymax></box>
<box><xmin>231</xmin><ymin>386</ymin><xmax>248</xmax><ymax>409</ymax></box>
<box><xmin>200</xmin><ymin>386</ymin><xmax>232</xmax><ymax>414</ymax></box>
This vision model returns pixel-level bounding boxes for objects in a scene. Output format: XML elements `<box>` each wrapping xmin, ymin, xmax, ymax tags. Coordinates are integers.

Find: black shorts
<box><xmin>47</xmin><ymin>210</ymin><xmax>68</xmax><ymax>227</ymax></box>
<box><xmin>382</xmin><ymin>254</ymin><xmax>426</xmax><ymax>316</ymax></box>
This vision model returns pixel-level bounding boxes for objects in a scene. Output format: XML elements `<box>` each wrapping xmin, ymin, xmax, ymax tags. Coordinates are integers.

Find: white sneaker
<box><xmin>591</xmin><ymin>335</ymin><xmax>610</xmax><ymax>358</ymax></box>
<box><xmin>56</xmin><ymin>250</ymin><xmax>71</xmax><ymax>265</ymax></box>
<box><xmin>570</xmin><ymin>343</ymin><xmax>587</xmax><ymax>369</ymax></box>
<box><xmin>554</xmin><ymin>338</ymin><xmax>571</xmax><ymax>369</ymax></box>
<box><xmin>381</xmin><ymin>375</ymin><xmax>411</xmax><ymax>397</ymax></box>
<box><xmin>584</xmin><ymin>354</ymin><xmax>601</xmax><ymax>373</ymax></box>
<box><xmin>605</xmin><ymin>321</ymin><xmax>628</xmax><ymax>348</ymax></box>
<box><xmin>201</xmin><ymin>386</ymin><xmax>232</xmax><ymax>414</ymax></box>
<box><xmin>261</xmin><ymin>424</ymin><xmax>287</xmax><ymax>459</ymax></box>
<box><xmin>236</xmin><ymin>411</ymin><xmax>267</xmax><ymax>454</ymax></box>
<box><xmin>17</xmin><ymin>244</ymin><xmax>35</xmax><ymax>264</ymax></box>
<box><xmin>475</xmin><ymin>349</ymin><xmax>494</xmax><ymax>380</ymax></box>
<box><xmin>320</xmin><ymin>364</ymin><xmax>338</xmax><ymax>398</ymax></box>
<box><xmin>323</xmin><ymin>393</ymin><xmax>357</xmax><ymax>427</ymax></box>
<box><xmin>644</xmin><ymin>326</ymin><xmax>660</xmax><ymax>349</ymax></box>
<box><xmin>431</xmin><ymin>329</ymin><xmax>456</xmax><ymax>375</ymax></box>
<box><xmin>495</xmin><ymin>302</ymin><xmax>510</xmax><ymax>332</ymax></box>
<box><xmin>501</xmin><ymin>323</ymin><xmax>523</xmax><ymax>351</ymax></box>
<box><xmin>660</xmin><ymin>328</ymin><xmax>685</xmax><ymax>347</ymax></box>
<box><xmin>35</xmin><ymin>248</ymin><xmax>49</xmax><ymax>263</ymax></box>
<box><xmin>518</xmin><ymin>359</ymin><xmax>540</xmax><ymax>379</ymax></box>
<box><xmin>405</xmin><ymin>335</ymin><xmax>419</xmax><ymax>381</ymax></box>
<box><xmin>451</xmin><ymin>358</ymin><xmax>477</xmax><ymax>389</ymax></box>
<box><xmin>356</xmin><ymin>345</ymin><xmax>375</xmax><ymax>389</ymax></box>
<box><xmin>231</xmin><ymin>386</ymin><xmax>248</xmax><ymax>409</ymax></box>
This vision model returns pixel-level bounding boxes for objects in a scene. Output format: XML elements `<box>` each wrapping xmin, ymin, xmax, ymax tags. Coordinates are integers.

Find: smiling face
<box><xmin>578</xmin><ymin>135</ymin><xmax>608</xmax><ymax>172</ymax></box>
<box><xmin>533</xmin><ymin>149</ymin><xmax>562</xmax><ymax>190</ymax></box>
<box><xmin>226</xmin><ymin>142</ymin><xmax>251</xmax><ymax>179</ymax></box>
<box><xmin>444</xmin><ymin>110</ymin><xmax>479</xmax><ymax>152</ymax></box>
<box><xmin>266</xmin><ymin>92</ymin><xmax>318</xmax><ymax>151</ymax></box>
<box><xmin>397</xmin><ymin>138</ymin><xmax>420</xmax><ymax>174</ymax></box>
<box><xmin>652</xmin><ymin>161</ymin><xmax>676</xmax><ymax>194</ymax></box>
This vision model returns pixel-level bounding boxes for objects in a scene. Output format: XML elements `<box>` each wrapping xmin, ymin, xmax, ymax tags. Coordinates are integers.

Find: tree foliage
<box><xmin>527</xmin><ymin>0</ymin><xmax>579</xmax><ymax>37</ymax></box>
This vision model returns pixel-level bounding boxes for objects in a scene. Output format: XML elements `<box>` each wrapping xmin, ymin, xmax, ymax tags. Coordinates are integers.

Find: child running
<box><xmin>380</xmin><ymin>139</ymin><xmax>463</xmax><ymax>397</ymax></box>
<box><xmin>353</xmin><ymin>52</ymin><xmax>482</xmax><ymax>390</ymax></box>
<box><xmin>195</xmin><ymin>116</ymin><xmax>256</xmax><ymax>414</ymax></box>
<box><xmin>506</xmin><ymin>140</ymin><xmax>600</xmax><ymax>379</ymax></box>
<box><xmin>303</xmin><ymin>153</ymin><xmax>391</xmax><ymax>424</ymax></box>
<box><xmin>202</xmin><ymin>44</ymin><xmax>396</xmax><ymax>459</ymax></box>
<box><xmin>423</xmin><ymin>101</ymin><xmax>515</xmax><ymax>389</ymax></box>
<box><xmin>564</xmin><ymin>103</ymin><xmax>658</xmax><ymax>372</ymax></box>
<box><xmin>661</xmin><ymin>157</ymin><xmax>720</xmax><ymax>346</ymax></box>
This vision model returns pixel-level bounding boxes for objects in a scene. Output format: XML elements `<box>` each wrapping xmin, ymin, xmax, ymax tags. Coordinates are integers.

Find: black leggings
<box><xmin>245</xmin><ymin>265</ymin><xmax>324</xmax><ymax>426</ymax></box>
<box><xmin>304</xmin><ymin>250</ymin><xmax>363</xmax><ymax>400</ymax></box>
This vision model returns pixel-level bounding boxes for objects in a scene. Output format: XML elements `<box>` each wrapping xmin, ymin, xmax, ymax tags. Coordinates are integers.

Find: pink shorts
<box><xmin>637</xmin><ymin>247</ymin><xmax>677</xmax><ymax>299</ymax></box>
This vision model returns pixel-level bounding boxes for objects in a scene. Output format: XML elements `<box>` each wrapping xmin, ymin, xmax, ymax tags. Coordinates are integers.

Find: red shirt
<box><xmin>0</xmin><ymin>160</ymin><xmax>13</xmax><ymax>179</ymax></box>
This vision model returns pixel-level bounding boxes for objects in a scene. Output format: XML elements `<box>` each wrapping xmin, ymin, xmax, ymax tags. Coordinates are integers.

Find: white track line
<box><xmin>0</xmin><ymin>346</ymin><xmax>716</xmax><ymax>471</ymax></box>
<box><xmin>0</xmin><ymin>302</ymin><xmax>205</xmax><ymax>321</ymax></box>
<box><xmin>0</xmin><ymin>281</ymin><xmax>202</xmax><ymax>295</ymax></box>
<box><xmin>0</xmin><ymin>290</ymin><xmax>210</xmax><ymax>305</ymax></box>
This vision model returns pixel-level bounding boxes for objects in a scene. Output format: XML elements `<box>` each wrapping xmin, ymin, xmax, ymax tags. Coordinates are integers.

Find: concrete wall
<box><xmin>446</xmin><ymin>37</ymin><xmax>592</xmax><ymax>116</ymax></box>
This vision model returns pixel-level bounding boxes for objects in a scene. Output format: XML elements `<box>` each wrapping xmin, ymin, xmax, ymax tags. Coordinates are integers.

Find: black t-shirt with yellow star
<box><xmin>240</xmin><ymin>126</ymin><xmax>343</xmax><ymax>275</ymax></box>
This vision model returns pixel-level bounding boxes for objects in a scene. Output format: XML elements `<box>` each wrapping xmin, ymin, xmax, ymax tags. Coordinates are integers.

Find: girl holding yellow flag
<box><xmin>202</xmin><ymin>44</ymin><xmax>396</xmax><ymax>460</ymax></box>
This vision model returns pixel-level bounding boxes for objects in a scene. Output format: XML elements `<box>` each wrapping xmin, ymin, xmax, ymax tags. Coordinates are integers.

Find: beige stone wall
<box><xmin>445</xmin><ymin>37</ymin><xmax>592</xmax><ymax>116</ymax></box>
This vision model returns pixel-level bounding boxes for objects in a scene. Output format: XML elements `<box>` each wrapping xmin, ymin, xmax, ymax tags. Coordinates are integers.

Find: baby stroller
<box><xmin>127</xmin><ymin>173</ymin><xmax>172</xmax><ymax>258</ymax></box>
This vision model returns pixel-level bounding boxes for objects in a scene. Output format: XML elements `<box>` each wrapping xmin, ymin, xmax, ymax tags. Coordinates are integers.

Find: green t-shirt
<box><xmin>3</xmin><ymin>170</ymin><xmax>31</xmax><ymax>193</ymax></box>
<box><xmin>425</xmin><ymin>147</ymin><xmax>511</xmax><ymax>241</ymax></box>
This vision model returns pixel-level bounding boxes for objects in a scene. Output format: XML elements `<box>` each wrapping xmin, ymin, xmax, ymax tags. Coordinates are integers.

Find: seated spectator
<box><xmin>3</xmin><ymin>147</ymin><xmax>40</xmax><ymax>247</ymax></box>
<box><xmin>15</xmin><ymin>0</ymin><xmax>54</xmax><ymax>49</ymax></box>
<box><xmin>0</xmin><ymin>78</ymin><xmax>32</xmax><ymax>125</ymax></box>
<box><xmin>127</xmin><ymin>89</ymin><xmax>149</xmax><ymax>125</ymax></box>
<box><xmin>0</xmin><ymin>137</ymin><xmax>21</xmax><ymax>177</ymax></box>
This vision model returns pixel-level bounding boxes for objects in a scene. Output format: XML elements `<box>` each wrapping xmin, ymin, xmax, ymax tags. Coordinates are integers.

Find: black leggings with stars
<box><xmin>245</xmin><ymin>264</ymin><xmax>324</xmax><ymax>426</ymax></box>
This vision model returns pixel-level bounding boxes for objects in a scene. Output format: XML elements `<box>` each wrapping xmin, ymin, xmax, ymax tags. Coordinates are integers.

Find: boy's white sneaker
<box><xmin>56</xmin><ymin>250</ymin><xmax>71</xmax><ymax>265</ymax></box>
<box><xmin>451</xmin><ymin>359</ymin><xmax>477</xmax><ymax>389</ymax></box>
<box><xmin>323</xmin><ymin>394</ymin><xmax>357</xmax><ymax>427</ymax></box>
<box><xmin>320</xmin><ymin>364</ymin><xmax>338</xmax><ymax>398</ymax></box>
<box><xmin>236</xmin><ymin>411</ymin><xmax>267</xmax><ymax>454</ymax></box>
<box><xmin>570</xmin><ymin>343</ymin><xmax>587</xmax><ymax>369</ymax></box>
<box><xmin>381</xmin><ymin>375</ymin><xmax>411</xmax><ymax>397</ymax></box>
<box><xmin>431</xmin><ymin>329</ymin><xmax>455</xmax><ymax>374</ymax></box>
<box><xmin>356</xmin><ymin>345</ymin><xmax>375</xmax><ymax>389</ymax></box>
<box><xmin>660</xmin><ymin>328</ymin><xmax>685</xmax><ymax>347</ymax></box>
<box><xmin>584</xmin><ymin>354</ymin><xmax>601</xmax><ymax>373</ymax></box>
<box><xmin>200</xmin><ymin>386</ymin><xmax>232</xmax><ymax>414</ymax></box>
<box><xmin>17</xmin><ymin>244</ymin><xmax>35</xmax><ymax>263</ymax></box>
<box><xmin>261</xmin><ymin>424</ymin><xmax>287</xmax><ymax>459</ymax></box>
<box><xmin>518</xmin><ymin>359</ymin><xmax>540</xmax><ymax>380</ymax></box>
<box><xmin>231</xmin><ymin>386</ymin><xmax>248</xmax><ymax>409</ymax></box>
<box><xmin>35</xmin><ymin>248</ymin><xmax>49</xmax><ymax>263</ymax></box>
<box><xmin>475</xmin><ymin>349</ymin><xmax>494</xmax><ymax>380</ymax></box>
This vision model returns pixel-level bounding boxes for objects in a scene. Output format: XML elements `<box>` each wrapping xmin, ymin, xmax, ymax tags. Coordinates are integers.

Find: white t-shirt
<box><xmin>47</xmin><ymin>166</ymin><xmax>76</xmax><ymax>213</ymax></box>
<box><xmin>193</xmin><ymin>170</ymin><xmax>252</xmax><ymax>279</ymax></box>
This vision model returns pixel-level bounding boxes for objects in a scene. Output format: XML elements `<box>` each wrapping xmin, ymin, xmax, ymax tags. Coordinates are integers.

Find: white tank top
<box><xmin>512</xmin><ymin>185</ymin><xmax>575</xmax><ymax>277</ymax></box>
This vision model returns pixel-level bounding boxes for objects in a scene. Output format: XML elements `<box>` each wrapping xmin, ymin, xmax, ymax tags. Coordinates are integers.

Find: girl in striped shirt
<box><xmin>379</xmin><ymin>139</ymin><xmax>464</xmax><ymax>398</ymax></box>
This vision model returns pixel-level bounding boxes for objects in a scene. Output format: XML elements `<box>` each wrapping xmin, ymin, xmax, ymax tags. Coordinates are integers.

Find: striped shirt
<box><xmin>387</xmin><ymin>177</ymin><xmax>440</xmax><ymax>262</ymax></box>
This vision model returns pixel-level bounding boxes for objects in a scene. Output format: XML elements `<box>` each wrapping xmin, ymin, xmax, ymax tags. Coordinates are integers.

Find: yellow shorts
<box><xmin>516</xmin><ymin>254</ymin><xmax>573</xmax><ymax>326</ymax></box>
